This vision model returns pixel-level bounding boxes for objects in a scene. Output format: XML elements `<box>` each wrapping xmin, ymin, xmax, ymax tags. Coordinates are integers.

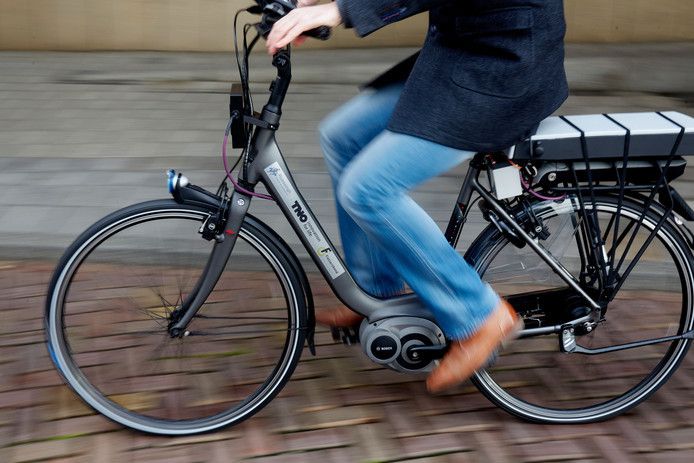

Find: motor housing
<box><xmin>359</xmin><ymin>317</ymin><xmax>446</xmax><ymax>373</ymax></box>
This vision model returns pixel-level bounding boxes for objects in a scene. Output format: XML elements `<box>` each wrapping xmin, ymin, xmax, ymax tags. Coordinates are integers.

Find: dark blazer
<box><xmin>336</xmin><ymin>0</ymin><xmax>569</xmax><ymax>152</ymax></box>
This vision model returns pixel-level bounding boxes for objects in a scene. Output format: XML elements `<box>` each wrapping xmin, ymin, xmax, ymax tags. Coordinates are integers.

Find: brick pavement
<box><xmin>1</xmin><ymin>260</ymin><xmax>694</xmax><ymax>462</ymax></box>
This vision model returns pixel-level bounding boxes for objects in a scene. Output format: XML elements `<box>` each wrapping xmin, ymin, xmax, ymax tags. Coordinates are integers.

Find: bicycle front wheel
<box><xmin>466</xmin><ymin>195</ymin><xmax>694</xmax><ymax>424</ymax></box>
<box><xmin>45</xmin><ymin>200</ymin><xmax>306</xmax><ymax>435</ymax></box>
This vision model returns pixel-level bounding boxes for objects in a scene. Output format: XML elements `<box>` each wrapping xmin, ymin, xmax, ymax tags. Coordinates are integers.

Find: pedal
<box><xmin>330</xmin><ymin>326</ymin><xmax>359</xmax><ymax>345</ymax></box>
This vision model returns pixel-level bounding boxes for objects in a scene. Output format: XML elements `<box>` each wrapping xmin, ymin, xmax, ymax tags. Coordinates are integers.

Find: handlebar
<box><xmin>252</xmin><ymin>0</ymin><xmax>331</xmax><ymax>41</ymax></box>
<box><xmin>232</xmin><ymin>0</ymin><xmax>330</xmax><ymax>132</ymax></box>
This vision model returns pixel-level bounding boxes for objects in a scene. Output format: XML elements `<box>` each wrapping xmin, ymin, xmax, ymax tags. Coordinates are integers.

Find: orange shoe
<box><xmin>426</xmin><ymin>300</ymin><xmax>522</xmax><ymax>393</ymax></box>
<box><xmin>315</xmin><ymin>306</ymin><xmax>364</xmax><ymax>327</ymax></box>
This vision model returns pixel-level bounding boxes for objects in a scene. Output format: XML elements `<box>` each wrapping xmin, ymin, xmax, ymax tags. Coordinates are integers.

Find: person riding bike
<box><xmin>267</xmin><ymin>0</ymin><xmax>568</xmax><ymax>392</ymax></box>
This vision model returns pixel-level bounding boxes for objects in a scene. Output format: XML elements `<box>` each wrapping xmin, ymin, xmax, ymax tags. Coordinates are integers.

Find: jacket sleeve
<box><xmin>335</xmin><ymin>0</ymin><xmax>453</xmax><ymax>37</ymax></box>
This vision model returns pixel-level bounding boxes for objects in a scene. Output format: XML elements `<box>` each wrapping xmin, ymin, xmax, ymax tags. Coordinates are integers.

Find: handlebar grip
<box><xmin>304</xmin><ymin>25</ymin><xmax>331</xmax><ymax>41</ymax></box>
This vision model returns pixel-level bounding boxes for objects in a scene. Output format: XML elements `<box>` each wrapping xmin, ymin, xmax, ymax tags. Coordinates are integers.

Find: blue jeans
<box><xmin>318</xmin><ymin>83</ymin><xmax>500</xmax><ymax>340</ymax></box>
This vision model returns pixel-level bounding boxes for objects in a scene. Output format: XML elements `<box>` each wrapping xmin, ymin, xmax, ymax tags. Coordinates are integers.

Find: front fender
<box><xmin>243</xmin><ymin>213</ymin><xmax>316</xmax><ymax>355</ymax></box>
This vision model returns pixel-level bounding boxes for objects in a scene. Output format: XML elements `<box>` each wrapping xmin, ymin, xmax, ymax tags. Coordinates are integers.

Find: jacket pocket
<box><xmin>450</xmin><ymin>7</ymin><xmax>535</xmax><ymax>99</ymax></box>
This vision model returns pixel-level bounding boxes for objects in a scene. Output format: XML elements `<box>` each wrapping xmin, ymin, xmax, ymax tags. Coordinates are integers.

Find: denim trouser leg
<box><xmin>319</xmin><ymin>85</ymin><xmax>499</xmax><ymax>340</ymax></box>
<box><xmin>336</xmin><ymin>130</ymin><xmax>500</xmax><ymax>340</ymax></box>
<box><xmin>319</xmin><ymin>84</ymin><xmax>406</xmax><ymax>298</ymax></box>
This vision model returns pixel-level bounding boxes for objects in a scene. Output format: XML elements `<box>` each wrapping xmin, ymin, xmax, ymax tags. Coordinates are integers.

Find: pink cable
<box><xmin>520</xmin><ymin>175</ymin><xmax>566</xmax><ymax>201</ymax></box>
<box><xmin>222</xmin><ymin>130</ymin><xmax>274</xmax><ymax>201</ymax></box>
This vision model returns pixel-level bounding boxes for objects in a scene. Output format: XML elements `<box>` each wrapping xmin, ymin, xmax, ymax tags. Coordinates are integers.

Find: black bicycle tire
<box><xmin>466</xmin><ymin>195</ymin><xmax>694</xmax><ymax>424</ymax></box>
<box><xmin>45</xmin><ymin>199</ymin><xmax>307</xmax><ymax>435</ymax></box>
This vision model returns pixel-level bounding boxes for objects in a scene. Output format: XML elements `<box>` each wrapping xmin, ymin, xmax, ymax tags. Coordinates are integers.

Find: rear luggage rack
<box><xmin>509</xmin><ymin>111</ymin><xmax>691</xmax><ymax>306</ymax></box>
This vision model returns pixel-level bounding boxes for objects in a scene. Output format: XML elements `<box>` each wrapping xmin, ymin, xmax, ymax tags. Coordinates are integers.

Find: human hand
<box><xmin>266</xmin><ymin>3</ymin><xmax>342</xmax><ymax>54</ymax></box>
<box><xmin>287</xmin><ymin>0</ymin><xmax>323</xmax><ymax>48</ymax></box>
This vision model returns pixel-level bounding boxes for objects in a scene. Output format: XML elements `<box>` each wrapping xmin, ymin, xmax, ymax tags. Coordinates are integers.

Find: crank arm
<box><xmin>560</xmin><ymin>327</ymin><xmax>694</xmax><ymax>355</ymax></box>
<box><xmin>407</xmin><ymin>344</ymin><xmax>449</xmax><ymax>361</ymax></box>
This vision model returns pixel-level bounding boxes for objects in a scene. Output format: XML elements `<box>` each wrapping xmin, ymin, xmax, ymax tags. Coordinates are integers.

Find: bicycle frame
<box><xmin>254</xmin><ymin>131</ymin><xmax>601</xmax><ymax>315</ymax></box>
<box><xmin>170</xmin><ymin>131</ymin><xmax>603</xmax><ymax>335</ymax></box>
<box><xmin>169</xmin><ymin>48</ymin><xmax>607</xmax><ymax>336</ymax></box>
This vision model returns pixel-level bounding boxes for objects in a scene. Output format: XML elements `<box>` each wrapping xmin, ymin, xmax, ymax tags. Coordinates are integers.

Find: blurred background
<box><xmin>1</xmin><ymin>1</ymin><xmax>694</xmax><ymax>462</ymax></box>
<box><xmin>1</xmin><ymin>0</ymin><xmax>694</xmax><ymax>49</ymax></box>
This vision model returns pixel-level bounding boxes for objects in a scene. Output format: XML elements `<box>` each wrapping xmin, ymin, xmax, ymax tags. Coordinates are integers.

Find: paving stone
<box><xmin>643</xmin><ymin>450</ymin><xmax>694</xmax><ymax>463</ymax></box>
<box><xmin>6</xmin><ymin>439</ymin><xmax>86</xmax><ymax>463</ymax></box>
<box><xmin>514</xmin><ymin>438</ymin><xmax>599</xmax><ymax>463</ymax></box>
<box><xmin>590</xmin><ymin>434</ymin><xmax>643</xmax><ymax>463</ymax></box>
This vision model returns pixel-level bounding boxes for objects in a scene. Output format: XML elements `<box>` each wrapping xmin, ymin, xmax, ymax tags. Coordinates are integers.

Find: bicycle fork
<box><xmin>167</xmin><ymin>172</ymin><xmax>252</xmax><ymax>337</ymax></box>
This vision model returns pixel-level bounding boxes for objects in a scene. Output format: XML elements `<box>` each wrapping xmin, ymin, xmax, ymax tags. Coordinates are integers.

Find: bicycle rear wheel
<box><xmin>465</xmin><ymin>195</ymin><xmax>694</xmax><ymax>423</ymax></box>
<box><xmin>45</xmin><ymin>200</ymin><xmax>306</xmax><ymax>435</ymax></box>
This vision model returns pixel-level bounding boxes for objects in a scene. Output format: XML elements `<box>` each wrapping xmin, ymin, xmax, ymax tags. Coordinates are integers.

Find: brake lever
<box><xmin>305</xmin><ymin>25</ymin><xmax>331</xmax><ymax>41</ymax></box>
<box><xmin>254</xmin><ymin>2</ymin><xmax>289</xmax><ymax>38</ymax></box>
<box><xmin>274</xmin><ymin>0</ymin><xmax>298</xmax><ymax>11</ymax></box>
<box><xmin>254</xmin><ymin>0</ymin><xmax>331</xmax><ymax>41</ymax></box>
<box><xmin>255</xmin><ymin>20</ymin><xmax>273</xmax><ymax>38</ymax></box>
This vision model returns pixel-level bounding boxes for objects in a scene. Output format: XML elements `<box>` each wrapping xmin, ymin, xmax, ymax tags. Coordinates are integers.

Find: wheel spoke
<box><xmin>47</xmin><ymin>203</ymin><xmax>305</xmax><ymax>434</ymax></box>
<box><xmin>466</xmin><ymin>196</ymin><xmax>693</xmax><ymax>423</ymax></box>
